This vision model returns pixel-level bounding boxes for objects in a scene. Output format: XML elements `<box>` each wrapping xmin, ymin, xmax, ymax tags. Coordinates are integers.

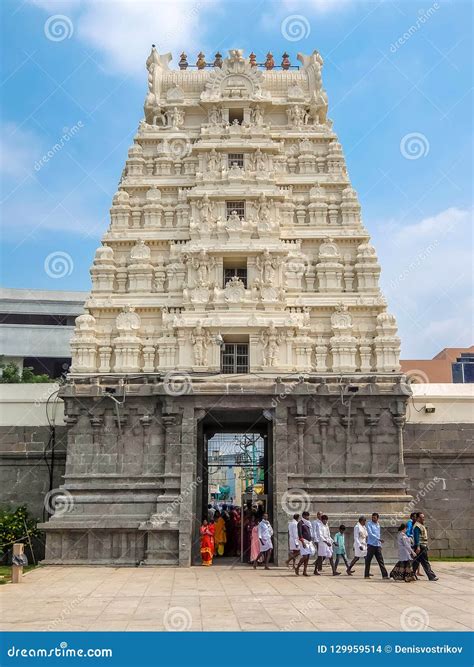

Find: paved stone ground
<box><xmin>0</xmin><ymin>563</ymin><xmax>472</xmax><ymax>632</ymax></box>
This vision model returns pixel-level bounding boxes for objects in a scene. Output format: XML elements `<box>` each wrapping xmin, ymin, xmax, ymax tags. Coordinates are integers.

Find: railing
<box><xmin>183</xmin><ymin>64</ymin><xmax>300</xmax><ymax>71</ymax></box>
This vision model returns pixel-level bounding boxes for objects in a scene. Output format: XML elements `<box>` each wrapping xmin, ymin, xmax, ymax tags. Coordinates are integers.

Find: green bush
<box><xmin>0</xmin><ymin>506</ymin><xmax>40</xmax><ymax>558</ymax></box>
<box><xmin>0</xmin><ymin>362</ymin><xmax>51</xmax><ymax>383</ymax></box>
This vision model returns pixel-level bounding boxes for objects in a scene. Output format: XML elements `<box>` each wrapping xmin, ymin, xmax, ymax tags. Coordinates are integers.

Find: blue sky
<box><xmin>0</xmin><ymin>0</ymin><xmax>472</xmax><ymax>357</ymax></box>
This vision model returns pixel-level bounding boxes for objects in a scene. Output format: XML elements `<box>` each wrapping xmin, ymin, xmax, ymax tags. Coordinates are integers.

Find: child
<box><xmin>333</xmin><ymin>525</ymin><xmax>351</xmax><ymax>574</ymax></box>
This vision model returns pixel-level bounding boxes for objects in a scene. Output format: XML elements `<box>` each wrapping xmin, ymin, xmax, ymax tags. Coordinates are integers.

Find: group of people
<box><xmin>200</xmin><ymin>505</ymin><xmax>439</xmax><ymax>583</ymax></box>
<box><xmin>200</xmin><ymin>504</ymin><xmax>242</xmax><ymax>565</ymax></box>
<box><xmin>285</xmin><ymin>510</ymin><xmax>438</xmax><ymax>582</ymax></box>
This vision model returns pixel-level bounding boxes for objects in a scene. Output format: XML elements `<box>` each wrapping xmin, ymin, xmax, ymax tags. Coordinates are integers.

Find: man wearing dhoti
<box><xmin>295</xmin><ymin>511</ymin><xmax>314</xmax><ymax>576</ymax></box>
<box><xmin>257</xmin><ymin>513</ymin><xmax>273</xmax><ymax>570</ymax></box>
<box><xmin>285</xmin><ymin>513</ymin><xmax>300</xmax><ymax>569</ymax></box>
<box><xmin>314</xmin><ymin>514</ymin><xmax>340</xmax><ymax>575</ymax></box>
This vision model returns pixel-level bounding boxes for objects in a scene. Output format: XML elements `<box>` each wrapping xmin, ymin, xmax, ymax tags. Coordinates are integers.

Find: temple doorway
<box><xmin>194</xmin><ymin>409</ymin><xmax>273</xmax><ymax>565</ymax></box>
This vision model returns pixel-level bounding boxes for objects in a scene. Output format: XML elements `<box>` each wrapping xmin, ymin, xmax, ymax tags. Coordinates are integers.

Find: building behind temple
<box><xmin>41</xmin><ymin>47</ymin><xmax>420</xmax><ymax>565</ymax></box>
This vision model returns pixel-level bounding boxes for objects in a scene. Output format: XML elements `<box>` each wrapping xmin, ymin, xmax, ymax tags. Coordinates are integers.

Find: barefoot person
<box><xmin>250</xmin><ymin>515</ymin><xmax>261</xmax><ymax>569</ymax></box>
<box><xmin>285</xmin><ymin>513</ymin><xmax>300</xmax><ymax>569</ymax></box>
<box><xmin>314</xmin><ymin>515</ymin><xmax>340</xmax><ymax>576</ymax></box>
<box><xmin>390</xmin><ymin>523</ymin><xmax>417</xmax><ymax>582</ymax></box>
<box><xmin>364</xmin><ymin>512</ymin><xmax>388</xmax><ymax>579</ymax></box>
<box><xmin>295</xmin><ymin>511</ymin><xmax>313</xmax><ymax>576</ymax></box>
<box><xmin>311</xmin><ymin>511</ymin><xmax>323</xmax><ymax>573</ymax></box>
<box><xmin>333</xmin><ymin>525</ymin><xmax>351</xmax><ymax>574</ymax></box>
<box><xmin>214</xmin><ymin>510</ymin><xmax>227</xmax><ymax>557</ymax></box>
<box><xmin>258</xmin><ymin>513</ymin><xmax>273</xmax><ymax>570</ymax></box>
<box><xmin>347</xmin><ymin>516</ymin><xmax>368</xmax><ymax>574</ymax></box>
<box><xmin>200</xmin><ymin>519</ymin><xmax>215</xmax><ymax>566</ymax></box>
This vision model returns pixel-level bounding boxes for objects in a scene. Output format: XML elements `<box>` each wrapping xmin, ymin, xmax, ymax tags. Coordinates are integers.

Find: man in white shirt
<box><xmin>257</xmin><ymin>513</ymin><xmax>273</xmax><ymax>570</ymax></box>
<box><xmin>285</xmin><ymin>513</ymin><xmax>300</xmax><ymax>569</ymax></box>
<box><xmin>311</xmin><ymin>511</ymin><xmax>323</xmax><ymax>572</ymax></box>
<box><xmin>314</xmin><ymin>514</ymin><xmax>340</xmax><ymax>576</ymax></box>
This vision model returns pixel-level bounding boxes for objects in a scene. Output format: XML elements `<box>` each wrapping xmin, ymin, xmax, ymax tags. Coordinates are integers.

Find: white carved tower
<box><xmin>71</xmin><ymin>47</ymin><xmax>400</xmax><ymax>377</ymax></box>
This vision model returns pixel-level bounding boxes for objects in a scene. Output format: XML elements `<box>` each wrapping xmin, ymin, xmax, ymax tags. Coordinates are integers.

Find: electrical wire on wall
<box><xmin>42</xmin><ymin>387</ymin><xmax>61</xmax><ymax>522</ymax></box>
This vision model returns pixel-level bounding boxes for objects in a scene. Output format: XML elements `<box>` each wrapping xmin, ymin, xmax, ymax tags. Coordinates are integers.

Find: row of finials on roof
<box><xmin>178</xmin><ymin>51</ymin><xmax>295</xmax><ymax>70</ymax></box>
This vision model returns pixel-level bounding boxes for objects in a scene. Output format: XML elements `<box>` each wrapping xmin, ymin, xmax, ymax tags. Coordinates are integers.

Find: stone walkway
<box><xmin>0</xmin><ymin>563</ymin><xmax>472</xmax><ymax>632</ymax></box>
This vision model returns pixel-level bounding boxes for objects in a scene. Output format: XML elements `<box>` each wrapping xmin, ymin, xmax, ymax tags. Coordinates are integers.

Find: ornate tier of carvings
<box><xmin>72</xmin><ymin>47</ymin><xmax>401</xmax><ymax>375</ymax></box>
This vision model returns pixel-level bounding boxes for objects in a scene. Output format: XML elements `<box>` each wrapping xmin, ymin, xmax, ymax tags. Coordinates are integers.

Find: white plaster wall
<box><xmin>0</xmin><ymin>383</ymin><xmax>64</xmax><ymax>427</ymax></box>
<box><xmin>408</xmin><ymin>383</ymin><xmax>474</xmax><ymax>424</ymax></box>
<box><xmin>0</xmin><ymin>382</ymin><xmax>471</xmax><ymax>428</ymax></box>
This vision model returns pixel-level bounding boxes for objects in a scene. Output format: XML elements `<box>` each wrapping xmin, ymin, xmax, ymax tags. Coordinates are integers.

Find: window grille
<box><xmin>226</xmin><ymin>201</ymin><xmax>245</xmax><ymax>219</ymax></box>
<box><xmin>221</xmin><ymin>343</ymin><xmax>249</xmax><ymax>374</ymax></box>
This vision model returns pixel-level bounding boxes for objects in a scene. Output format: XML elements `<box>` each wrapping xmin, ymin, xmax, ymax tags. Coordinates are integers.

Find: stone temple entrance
<box><xmin>193</xmin><ymin>409</ymin><xmax>272</xmax><ymax>565</ymax></box>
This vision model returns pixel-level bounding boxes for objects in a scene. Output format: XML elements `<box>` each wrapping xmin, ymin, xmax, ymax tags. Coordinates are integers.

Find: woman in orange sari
<box><xmin>200</xmin><ymin>519</ymin><xmax>215</xmax><ymax>566</ymax></box>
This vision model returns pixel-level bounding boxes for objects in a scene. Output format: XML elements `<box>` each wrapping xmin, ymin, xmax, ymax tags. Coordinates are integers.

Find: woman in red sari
<box><xmin>200</xmin><ymin>519</ymin><xmax>215</xmax><ymax>566</ymax></box>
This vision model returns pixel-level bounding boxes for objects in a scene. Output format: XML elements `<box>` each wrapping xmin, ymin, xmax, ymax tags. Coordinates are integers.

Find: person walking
<box><xmin>214</xmin><ymin>510</ymin><xmax>227</xmax><ymax>557</ymax></box>
<box><xmin>347</xmin><ymin>516</ymin><xmax>368</xmax><ymax>574</ymax></box>
<box><xmin>412</xmin><ymin>512</ymin><xmax>438</xmax><ymax>581</ymax></box>
<box><xmin>390</xmin><ymin>523</ymin><xmax>417</xmax><ymax>582</ymax></box>
<box><xmin>257</xmin><ymin>513</ymin><xmax>273</xmax><ymax>570</ymax></box>
<box><xmin>295</xmin><ymin>511</ymin><xmax>314</xmax><ymax>576</ymax></box>
<box><xmin>364</xmin><ymin>512</ymin><xmax>388</xmax><ymax>579</ymax></box>
<box><xmin>311</xmin><ymin>511</ymin><xmax>323</xmax><ymax>572</ymax></box>
<box><xmin>406</xmin><ymin>511</ymin><xmax>422</xmax><ymax>577</ymax></box>
<box><xmin>250</xmin><ymin>516</ymin><xmax>261</xmax><ymax>569</ymax></box>
<box><xmin>200</xmin><ymin>519</ymin><xmax>215</xmax><ymax>566</ymax></box>
<box><xmin>285</xmin><ymin>513</ymin><xmax>300</xmax><ymax>569</ymax></box>
<box><xmin>314</xmin><ymin>515</ymin><xmax>340</xmax><ymax>576</ymax></box>
<box><xmin>333</xmin><ymin>525</ymin><xmax>351</xmax><ymax>574</ymax></box>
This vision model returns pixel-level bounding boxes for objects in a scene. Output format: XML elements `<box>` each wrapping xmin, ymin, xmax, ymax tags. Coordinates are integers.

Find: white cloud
<box><xmin>0</xmin><ymin>123</ymin><xmax>43</xmax><ymax>178</ymax></box>
<box><xmin>373</xmin><ymin>206</ymin><xmax>473</xmax><ymax>357</ymax></box>
<box><xmin>279</xmin><ymin>0</ymin><xmax>359</xmax><ymax>12</ymax></box>
<box><xmin>30</xmin><ymin>0</ymin><xmax>221</xmax><ymax>76</ymax></box>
